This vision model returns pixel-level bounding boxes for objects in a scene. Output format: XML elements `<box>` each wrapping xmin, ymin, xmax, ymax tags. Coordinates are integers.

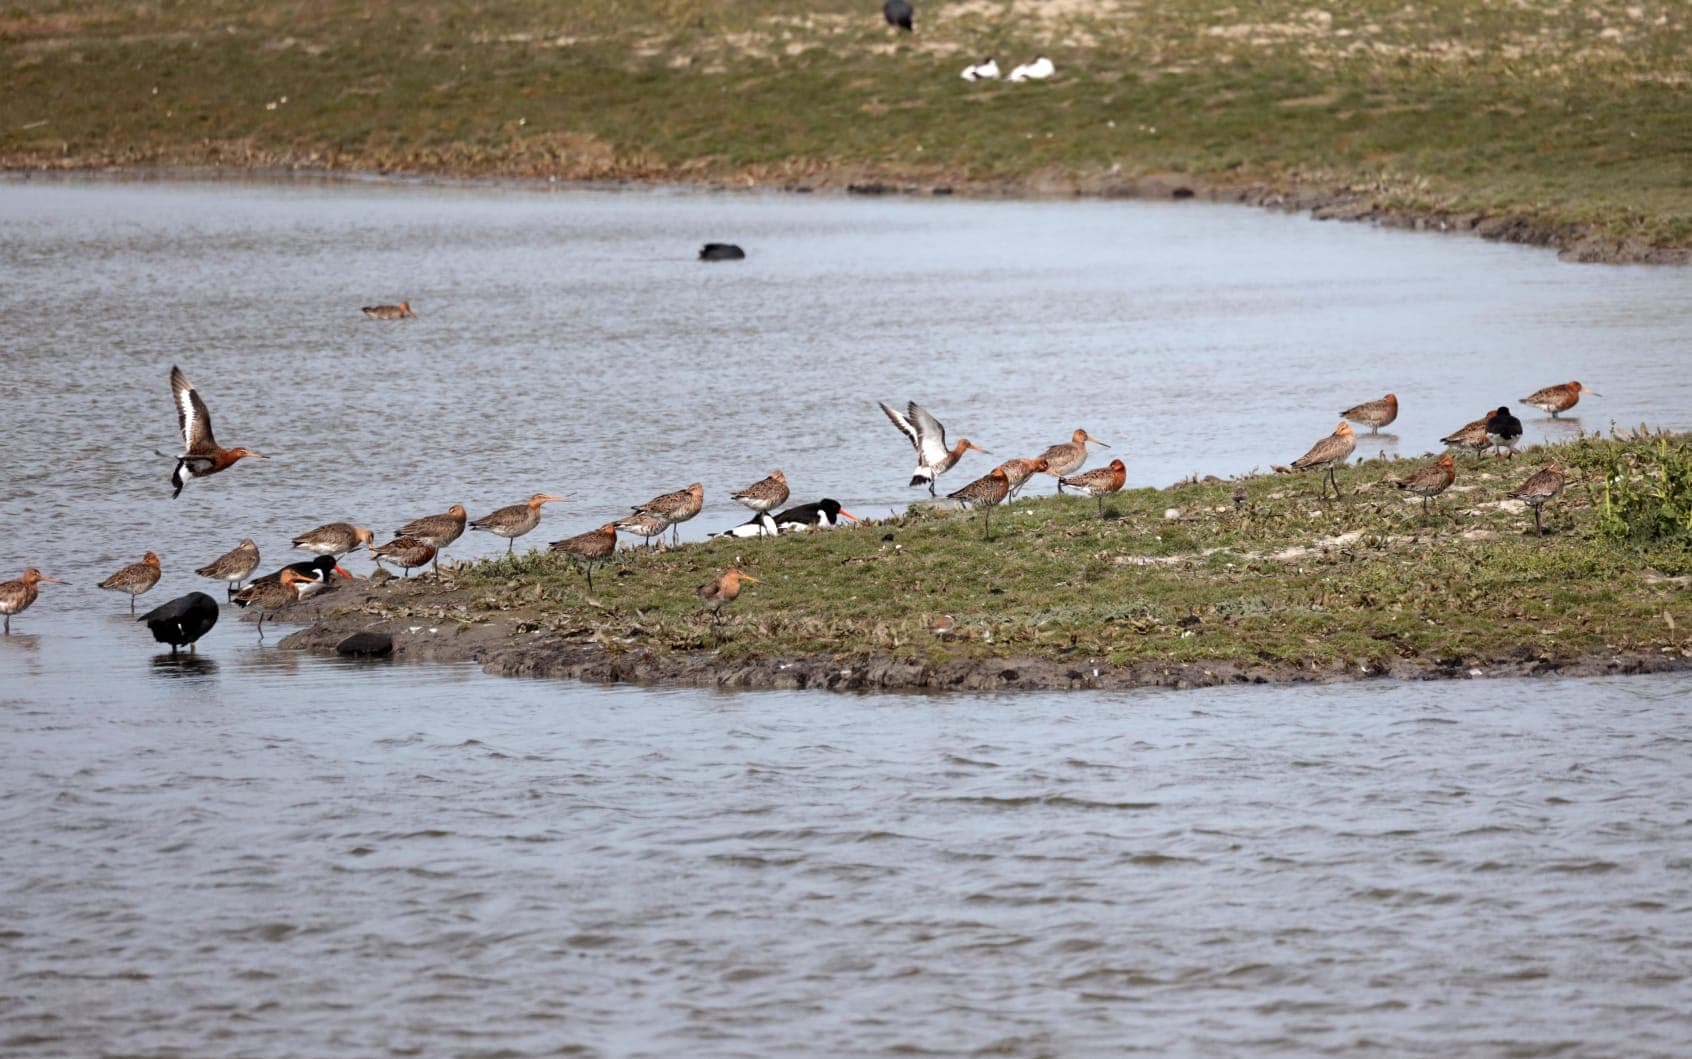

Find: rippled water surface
<box><xmin>3</xmin><ymin>178</ymin><xmax>1692</xmax><ymax>1055</ymax></box>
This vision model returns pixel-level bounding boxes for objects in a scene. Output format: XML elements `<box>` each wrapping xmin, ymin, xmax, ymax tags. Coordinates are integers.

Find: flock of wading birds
<box><xmin>0</xmin><ymin>349</ymin><xmax>1599</xmax><ymax>649</ymax></box>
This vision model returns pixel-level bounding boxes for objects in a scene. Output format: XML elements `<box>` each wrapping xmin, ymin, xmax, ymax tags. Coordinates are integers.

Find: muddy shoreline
<box><xmin>4</xmin><ymin>159</ymin><xmax>1685</xmax><ymax>265</ymax></box>
<box><xmin>274</xmin><ymin>580</ymin><xmax>1692</xmax><ymax>693</ymax></box>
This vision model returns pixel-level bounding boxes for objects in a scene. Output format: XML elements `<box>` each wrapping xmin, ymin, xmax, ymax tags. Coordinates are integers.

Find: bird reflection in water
<box><xmin>149</xmin><ymin>653</ymin><xmax>219</xmax><ymax>678</ymax></box>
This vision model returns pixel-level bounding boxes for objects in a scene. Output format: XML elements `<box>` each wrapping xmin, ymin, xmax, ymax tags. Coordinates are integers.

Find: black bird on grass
<box><xmin>138</xmin><ymin>592</ymin><xmax>220</xmax><ymax>655</ymax></box>
<box><xmin>883</xmin><ymin>0</ymin><xmax>913</xmax><ymax>31</ymax></box>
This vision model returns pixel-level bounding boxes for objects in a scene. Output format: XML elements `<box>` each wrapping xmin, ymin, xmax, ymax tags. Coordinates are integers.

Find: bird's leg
<box><xmin>507</xmin><ymin>538</ymin><xmax>514</xmax><ymax>554</ymax></box>
<box><xmin>4</xmin><ymin>614</ymin><xmax>9</xmax><ymax>635</ymax></box>
<box><xmin>130</xmin><ymin>596</ymin><xmax>136</xmax><ymax>615</ymax></box>
<box><xmin>257</xmin><ymin>613</ymin><xmax>266</xmax><ymax>640</ymax></box>
<box><xmin>1534</xmin><ymin>506</ymin><xmax>1544</xmax><ymax>537</ymax></box>
<box><xmin>1096</xmin><ymin>495</ymin><xmax>1104</xmax><ymax>518</ymax></box>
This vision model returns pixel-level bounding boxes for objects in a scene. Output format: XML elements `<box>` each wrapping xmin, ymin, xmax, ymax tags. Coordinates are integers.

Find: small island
<box><xmin>280</xmin><ymin>431</ymin><xmax>1692</xmax><ymax>691</ymax></box>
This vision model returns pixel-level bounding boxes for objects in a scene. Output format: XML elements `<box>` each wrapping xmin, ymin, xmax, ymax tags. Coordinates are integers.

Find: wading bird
<box><xmin>138</xmin><ymin>592</ymin><xmax>219</xmax><ymax>655</ymax></box>
<box><xmin>369</xmin><ymin>537</ymin><xmax>437</xmax><ymax>578</ymax></box>
<box><xmin>1485</xmin><ymin>406</ymin><xmax>1523</xmax><ymax>459</ymax></box>
<box><xmin>699</xmin><ymin>568</ymin><xmax>761</xmax><ymax>624</ymax></box>
<box><xmin>550</xmin><ymin>523</ymin><xmax>619</xmax><ymax>592</ymax></box>
<box><xmin>1341</xmin><ymin>393</ymin><xmax>1398</xmax><ymax>434</ymax></box>
<box><xmin>196</xmin><ymin>538</ymin><xmax>260</xmax><ymax>599</ymax></box>
<box><xmin>631</xmin><ymin>483</ymin><xmax>703</xmax><ymax>547</ymax></box>
<box><xmin>948</xmin><ymin>467</ymin><xmax>1011</xmax><ymax>540</ymax></box>
<box><xmin>165</xmin><ymin>366</ymin><xmax>266</xmax><ymax>498</ymax></box>
<box><xmin>0</xmin><ymin>568</ymin><xmax>67</xmax><ymax>634</ymax></box>
<box><xmin>1060</xmin><ymin>458</ymin><xmax>1127</xmax><ymax>517</ymax></box>
<box><xmin>879</xmin><ymin>401</ymin><xmax>987</xmax><ymax>496</ymax></box>
<box><xmin>1395</xmin><ymin>452</ymin><xmax>1456</xmax><ymax>516</ymax></box>
<box><xmin>292</xmin><ymin>523</ymin><xmax>376</xmax><ymax>558</ymax></box>
<box><xmin>1508</xmin><ymin>461</ymin><xmax>1565</xmax><ymax>537</ymax></box>
<box><xmin>1290</xmin><ymin>422</ymin><xmax>1356</xmax><ymax>499</ymax></box>
<box><xmin>232</xmin><ymin>568</ymin><xmax>314</xmax><ymax>640</ymax></box>
<box><xmin>470</xmin><ymin>494</ymin><xmax>569</xmax><ymax>553</ymax></box>
<box><xmin>1039</xmin><ymin>428</ymin><xmax>1109</xmax><ymax>491</ymax></box>
<box><xmin>731</xmin><ymin>470</ymin><xmax>790</xmax><ymax>513</ymax></box>
<box><xmin>97</xmin><ymin>552</ymin><xmax>162</xmax><ymax>614</ymax></box>
<box><xmin>1522</xmin><ymin>381</ymin><xmax>1599</xmax><ymax>418</ymax></box>
<box><xmin>396</xmin><ymin>503</ymin><xmax>467</xmax><ymax>571</ymax></box>
<box><xmin>361</xmin><ymin>300</ymin><xmax>414</xmax><ymax>320</ymax></box>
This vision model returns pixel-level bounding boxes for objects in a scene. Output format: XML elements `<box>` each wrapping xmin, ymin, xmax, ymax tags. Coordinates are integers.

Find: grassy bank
<box><xmin>4</xmin><ymin>1</ymin><xmax>1691</xmax><ymax>256</ymax></box>
<box><xmin>306</xmin><ymin>432</ymin><xmax>1692</xmax><ymax>685</ymax></box>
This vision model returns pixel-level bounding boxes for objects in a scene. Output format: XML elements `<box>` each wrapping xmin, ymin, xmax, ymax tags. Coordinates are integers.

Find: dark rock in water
<box><xmin>883</xmin><ymin>0</ymin><xmax>913</xmax><ymax>31</ymax></box>
<box><xmin>137</xmin><ymin>591</ymin><xmax>219</xmax><ymax>653</ymax></box>
<box><xmin>1171</xmin><ymin>186</ymin><xmax>1195</xmax><ymax>199</ymax></box>
<box><xmin>337</xmin><ymin>631</ymin><xmax>393</xmax><ymax>657</ymax></box>
<box><xmin>699</xmin><ymin>242</ymin><xmax>745</xmax><ymax>261</ymax></box>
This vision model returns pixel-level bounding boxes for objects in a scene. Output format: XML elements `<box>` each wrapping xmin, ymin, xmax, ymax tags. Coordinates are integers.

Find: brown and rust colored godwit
<box><xmin>361</xmin><ymin>300</ymin><xmax>415</xmax><ymax>320</ymax></box>
<box><xmin>292</xmin><ymin>523</ymin><xmax>376</xmax><ymax>558</ymax></box>
<box><xmin>615</xmin><ymin>511</ymin><xmax>672</xmax><ymax>549</ymax></box>
<box><xmin>97</xmin><ymin>551</ymin><xmax>162</xmax><ymax>614</ymax></box>
<box><xmin>0</xmin><ymin>568</ymin><xmax>67</xmax><ymax>635</ymax></box>
<box><xmin>166</xmin><ymin>366</ymin><xmax>266</xmax><ymax>498</ymax></box>
<box><xmin>396</xmin><ymin>504</ymin><xmax>467</xmax><ymax>571</ymax></box>
<box><xmin>997</xmin><ymin>456</ymin><xmax>1050</xmax><ymax>499</ymax></box>
<box><xmin>369</xmin><ymin>537</ymin><xmax>437</xmax><ymax>578</ymax></box>
<box><xmin>1341</xmin><ymin>393</ymin><xmax>1398</xmax><ymax>434</ymax></box>
<box><xmin>1521</xmin><ymin>381</ymin><xmax>1599</xmax><ymax>418</ymax></box>
<box><xmin>196</xmin><ymin>538</ymin><xmax>260</xmax><ymax>599</ymax></box>
<box><xmin>1060</xmin><ymin>458</ymin><xmax>1127</xmax><ymax>517</ymax></box>
<box><xmin>948</xmin><ymin>466</ymin><xmax>1012</xmax><ymax>540</ymax></box>
<box><xmin>550</xmin><ymin>523</ymin><xmax>619</xmax><ymax>592</ymax></box>
<box><xmin>1290</xmin><ymin>422</ymin><xmax>1356</xmax><ymax>500</ymax></box>
<box><xmin>730</xmin><ymin>470</ymin><xmax>790</xmax><ymax>513</ymax></box>
<box><xmin>232</xmin><ymin>567</ymin><xmax>314</xmax><ymax>639</ymax></box>
<box><xmin>1039</xmin><ymin>429</ymin><xmax>1110</xmax><ymax>492</ymax></box>
<box><xmin>470</xmin><ymin>494</ymin><xmax>569</xmax><ymax>554</ymax></box>
<box><xmin>1395</xmin><ymin>452</ymin><xmax>1456</xmax><ymax>516</ymax></box>
<box><xmin>879</xmin><ymin>401</ymin><xmax>988</xmax><ymax>496</ymax></box>
<box><xmin>632</xmin><ymin>483</ymin><xmax>703</xmax><ymax>547</ymax></box>
<box><xmin>1508</xmin><ymin>461</ymin><xmax>1566</xmax><ymax>537</ymax></box>
<box><xmin>1441</xmin><ymin>410</ymin><xmax>1496</xmax><ymax>461</ymax></box>
<box><xmin>699</xmin><ymin>568</ymin><xmax>761</xmax><ymax>623</ymax></box>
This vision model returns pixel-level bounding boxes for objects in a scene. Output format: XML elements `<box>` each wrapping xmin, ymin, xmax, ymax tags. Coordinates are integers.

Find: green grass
<box><xmin>429</xmin><ymin>433</ymin><xmax>1692</xmax><ymax>672</ymax></box>
<box><xmin>4</xmin><ymin>0</ymin><xmax>1692</xmax><ymax>247</ymax></box>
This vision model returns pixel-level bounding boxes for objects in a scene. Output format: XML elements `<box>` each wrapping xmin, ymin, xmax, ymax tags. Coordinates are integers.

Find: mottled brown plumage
<box><xmin>1395</xmin><ymin>452</ymin><xmax>1456</xmax><ymax>515</ymax></box>
<box><xmin>1341</xmin><ymin>393</ymin><xmax>1398</xmax><ymax>433</ymax></box>
<box><xmin>396</xmin><ymin>504</ymin><xmax>467</xmax><ymax>570</ymax></box>
<box><xmin>369</xmin><ymin>537</ymin><xmax>437</xmax><ymax>578</ymax></box>
<box><xmin>1441</xmin><ymin>410</ymin><xmax>1495</xmax><ymax>461</ymax></box>
<box><xmin>361</xmin><ymin>300</ymin><xmax>415</xmax><ymax>320</ymax></box>
<box><xmin>632</xmin><ymin>482</ymin><xmax>704</xmax><ymax>546</ymax></box>
<box><xmin>949</xmin><ymin>466</ymin><xmax>1012</xmax><ymax>540</ymax></box>
<box><xmin>97</xmin><ymin>552</ymin><xmax>162</xmax><ymax>613</ymax></box>
<box><xmin>997</xmin><ymin>456</ymin><xmax>1050</xmax><ymax>499</ymax></box>
<box><xmin>614</xmin><ymin>511</ymin><xmax>670</xmax><ymax>550</ymax></box>
<box><xmin>0</xmin><ymin>568</ymin><xmax>68</xmax><ymax>635</ymax></box>
<box><xmin>196</xmin><ymin>538</ymin><xmax>260</xmax><ymax>598</ymax></box>
<box><xmin>550</xmin><ymin>523</ymin><xmax>619</xmax><ymax>591</ymax></box>
<box><xmin>232</xmin><ymin>568</ymin><xmax>314</xmax><ymax>639</ymax></box>
<box><xmin>1521</xmin><ymin>381</ymin><xmax>1598</xmax><ymax>418</ymax></box>
<box><xmin>1290</xmin><ymin>422</ymin><xmax>1356</xmax><ymax>499</ymax></box>
<box><xmin>469</xmin><ymin>494</ymin><xmax>568</xmax><ymax>553</ymax></box>
<box><xmin>1508</xmin><ymin>461</ymin><xmax>1566</xmax><ymax>537</ymax></box>
<box><xmin>1039</xmin><ymin>428</ymin><xmax>1110</xmax><ymax>490</ymax></box>
<box><xmin>1060</xmin><ymin>458</ymin><xmax>1127</xmax><ymax>517</ymax></box>
<box><xmin>730</xmin><ymin>470</ymin><xmax>790</xmax><ymax>513</ymax></box>
<box><xmin>699</xmin><ymin>568</ymin><xmax>761</xmax><ymax>623</ymax></box>
<box><xmin>292</xmin><ymin>523</ymin><xmax>376</xmax><ymax>557</ymax></box>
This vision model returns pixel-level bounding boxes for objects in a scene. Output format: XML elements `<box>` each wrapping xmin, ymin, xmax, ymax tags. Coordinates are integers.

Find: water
<box><xmin>3</xmin><ymin>177</ymin><xmax>1692</xmax><ymax>1055</ymax></box>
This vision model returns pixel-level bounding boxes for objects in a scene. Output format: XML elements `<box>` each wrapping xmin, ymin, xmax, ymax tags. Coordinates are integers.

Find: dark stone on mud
<box><xmin>336</xmin><ymin>631</ymin><xmax>393</xmax><ymax>657</ymax></box>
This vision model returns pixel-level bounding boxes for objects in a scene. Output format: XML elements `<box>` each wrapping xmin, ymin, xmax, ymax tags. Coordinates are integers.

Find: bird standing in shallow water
<box><xmin>0</xmin><ymin>568</ymin><xmax>67</xmax><ymax>634</ymax></box>
<box><xmin>1508</xmin><ymin>461</ymin><xmax>1566</xmax><ymax>537</ymax></box>
<box><xmin>1061</xmin><ymin>458</ymin><xmax>1128</xmax><ymax>517</ymax></box>
<box><xmin>1290</xmin><ymin>422</ymin><xmax>1356</xmax><ymax>500</ymax></box>
<box><xmin>166</xmin><ymin>366</ymin><xmax>266</xmax><ymax>498</ymax></box>
<box><xmin>731</xmin><ymin>470</ymin><xmax>790</xmax><ymax>513</ymax></box>
<box><xmin>1040</xmin><ymin>428</ymin><xmax>1110</xmax><ymax>491</ymax></box>
<box><xmin>948</xmin><ymin>467</ymin><xmax>1011</xmax><ymax>540</ymax></box>
<box><xmin>138</xmin><ymin>592</ymin><xmax>219</xmax><ymax>655</ymax></box>
<box><xmin>470</xmin><ymin>494</ymin><xmax>569</xmax><ymax>554</ymax></box>
<box><xmin>362</xmin><ymin>300</ymin><xmax>415</xmax><ymax>320</ymax></box>
<box><xmin>1522</xmin><ymin>380</ymin><xmax>1599</xmax><ymax>418</ymax></box>
<box><xmin>1395</xmin><ymin>452</ymin><xmax>1456</xmax><ymax>516</ymax></box>
<box><xmin>196</xmin><ymin>538</ymin><xmax>260</xmax><ymax>599</ymax></box>
<box><xmin>1485</xmin><ymin>406</ymin><xmax>1523</xmax><ymax>458</ymax></box>
<box><xmin>550</xmin><ymin>523</ymin><xmax>619</xmax><ymax>592</ymax></box>
<box><xmin>232</xmin><ymin>568</ymin><xmax>314</xmax><ymax>640</ymax></box>
<box><xmin>699</xmin><ymin>568</ymin><xmax>761</xmax><ymax>624</ymax></box>
<box><xmin>98</xmin><ymin>552</ymin><xmax>162</xmax><ymax>614</ymax></box>
<box><xmin>631</xmin><ymin>483</ymin><xmax>703</xmax><ymax>547</ymax></box>
<box><xmin>1341</xmin><ymin>393</ymin><xmax>1398</xmax><ymax>434</ymax></box>
<box><xmin>396</xmin><ymin>504</ymin><xmax>467</xmax><ymax>572</ymax></box>
<box><xmin>880</xmin><ymin>401</ymin><xmax>987</xmax><ymax>497</ymax></box>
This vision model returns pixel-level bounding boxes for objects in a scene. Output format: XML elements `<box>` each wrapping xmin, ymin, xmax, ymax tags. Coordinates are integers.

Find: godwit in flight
<box><xmin>879</xmin><ymin>401</ymin><xmax>988</xmax><ymax>496</ymax></box>
<box><xmin>97</xmin><ymin>551</ymin><xmax>162</xmax><ymax>614</ymax></box>
<box><xmin>166</xmin><ymin>366</ymin><xmax>265</xmax><ymax>498</ymax></box>
<box><xmin>196</xmin><ymin>538</ymin><xmax>260</xmax><ymax>599</ymax></box>
<box><xmin>0</xmin><ymin>568</ymin><xmax>67</xmax><ymax>634</ymax></box>
<box><xmin>1341</xmin><ymin>393</ymin><xmax>1398</xmax><ymax>434</ymax></box>
<box><xmin>1290</xmin><ymin>422</ymin><xmax>1356</xmax><ymax>499</ymax></box>
<box><xmin>1522</xmin><ymin>381</ymin><xmax>1599</xmax><ymax>418</ymax></box>
<box><xmin>470</xmin><ymin>494</ymin><xmax>569</xmax><ymax>553</ymax></box>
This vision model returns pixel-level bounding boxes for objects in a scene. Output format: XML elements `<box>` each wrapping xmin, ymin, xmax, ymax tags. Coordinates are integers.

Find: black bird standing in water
<box><xmin>883</xmin><ymin>0</ymin><xmax>913</xmax><ymax>31</ymax></box>
<box><xmin>138</xmin><ymin>592</ymin><xmax>220</xmax><ymax>655</ymax></box>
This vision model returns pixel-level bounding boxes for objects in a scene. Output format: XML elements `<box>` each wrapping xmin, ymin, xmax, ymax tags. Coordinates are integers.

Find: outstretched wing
<box><xmin>905</xmin><ymin>402</ymin><xmax>950</xmax><ymax>467</ymax></box>
<box><xmin>879</xmin><ymin>401</ymin><xmax>919</xmax><ymax>452</ymax></box>
<box><xmin>171</xmin><ymin>366</ymin><xmax>217</xmax><ymax>453</ymax></box>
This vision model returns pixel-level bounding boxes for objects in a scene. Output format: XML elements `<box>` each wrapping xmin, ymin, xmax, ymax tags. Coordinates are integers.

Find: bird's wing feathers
<box><xmin>906</xmin><ymin>402</ymin><xmax>951</xmax><ymax>466</ymax></box>
<box><xmin>171</xmin><ymin>366</ymin><xmax>217</xmax><ymax>452</ymax></box>
<box><xmin>879</xmin><ymin>401</ymin><xmax>919</xmax><ymax>450</ymax></box>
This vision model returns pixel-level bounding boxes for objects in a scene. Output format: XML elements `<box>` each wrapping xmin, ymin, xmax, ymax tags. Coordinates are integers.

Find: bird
<box><xmin>292</xmin><ymin>523</ymin><xmax>376</xmax><ymax>557</ymax></box>
<box><xmin>1060</xmin><ymin>458</ymin><xmax>1128</xmax><ymax>517</ymax></box>
<box><xmin>1485</xmin><ymin>406</ymin><xmax>1524</xmax><ymax>458</ymax></box>
<box><xmin>1008</xmin><ymin>56</ymin><xmax>1055</xmax><ymax>81</ymax></box>
<box><xmin>232</xmin><ymin>568</ymin><xmax>314</xmax><ymax>639</ymax></box>
<box><xmin>948</xmin><ymin>467</ymin><xmax>1012</xmax><ymax>540</ymax></box>
<box><xmin>699</xmin><ymin>243</ymin><xmax>745</xmax><ymax>261</ymax></box>
<box><xmin>928</xmin><ymin>613</ymin><xmax>957</xmax><ymax>639</ymax></box>
<box><xmin>1508</xmin><ymin>461</ymin><xmax>1566</xmax><ymax>537</ymax></box>
<box><xmin>165</xmin><ymin>365</ymin><xmax>266</xmax><ymax>498</ymax></box>
<box><xmin>883</xmin><ymin>0</ymin><xmax>912</xmax><ymax>31</ymax></box>
<box><xmin>1395</xmin><ymin>452</ymin><xmax>1456</xmax><ymax>516</ymax></box>
<box><xmin>631</xmin><ymin>482</ymin><xmax>704</xmax><ymax>547</ymax></box>
<box><xmin>361</xmin><ymin>300</ymin><xmax>415</xmax><ymax>320</ymax></box>
<box><xmin>97</xmin><ymin>551</ymin><xmax>162</xmax><ymax>614</ymax></box>
<box><xmin>0</xmin><ymin>568</ymin><xmax>67</xmax><ymax>635</ymax></box>
<box><xmin>731</xmin><ymin>470</ymin><xmax>790</xmax><ymax>513</ymax></box>
<box><xmin>1341</xmin><ymin>393</ymin><xmax>1398</xmax><ymax>434</ymax></box>
<box><xmin>1039</xmin><ymin>428</ymin><xmax>1110</xmax><ymax>491</ymax></box>
<box><xmin>998</xmin><ymin>456</ymin><xmax>1050</xmax><ymax>499</ymax></box>
<box><xmin>961</xmin><ymin>58</ymin><xmax>1000</xmax><ymax>81</ymax></box>
<box><xmin>550</xmin><ymin>523</ymin><xmax>619</xmax><ymax>592</ymax></box>
<box><xmin>137</xmin><ymin>592</ymin><xmax>219</xmax><ymax>655</ymax></box>
<box><xmin>880</xmin><ymin>401</ymin><xmax>987</xmax><ymax>496</ymax></box>
<box><xmin>250</xmin><ymin>555</ymin><xmax>354</xmax><ymax>600</ymax></box>
<box><xmin>773</xmin><ymin>499</ymin><xmax>859</xmax><ymax>532</ymax></box>
<box><xmin>196</xmin><ymin>538</ymin><xmax>260</xmax><ymax>599</ymax></box>
<box><xmin>1290</xmin><ymin>421</ymin><xmax>1356</xmax><ymax>499</ymax></box>
<box><xmin>1441</xmin><ymin>410</ymin><xmax>1496</xmax><ymax>461</ymax></box>
<box><xmin>396</xmin><ymin>503</ymin><xmax>468</xmax><ymax>571</ymax></box>
<box><xmin>699</xmin><ymin>568</ymin><xmax>761</xmax><ymax>623</ymax></box>
<box><xmin>369</xmin><ymin>537</ymin><xmax>437</xmax><ymax>578</ymax></box>
<box><xmin>617</xmin><ymin>511</ymin><xmax>676</xmax><ymax>548</ymax></box>
<box><xmin>708</xmin><ymin>512</ymin><xmax>779</xmax><ymax>540</ymax></box>
<box><xmin>1522</xmin><ymin>380</ymin><xmax>1599</xmax><ymax>418</ymax></box>
<box><xmin>469</xmin><ymin>494</ymin><xmax>569</xmax><ymax>554</ymax></box>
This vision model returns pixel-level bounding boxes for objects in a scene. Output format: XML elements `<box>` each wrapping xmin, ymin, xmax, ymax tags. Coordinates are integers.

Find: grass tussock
<box><xmin>3</xmin><ymin>0</ymin><xmax>1692</xmax><ymax>248</ymax></box>
<box><xmin>425</xmin><ymin>433</ymin><xmax>1692</xmax><ymax>672</ymax></box>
